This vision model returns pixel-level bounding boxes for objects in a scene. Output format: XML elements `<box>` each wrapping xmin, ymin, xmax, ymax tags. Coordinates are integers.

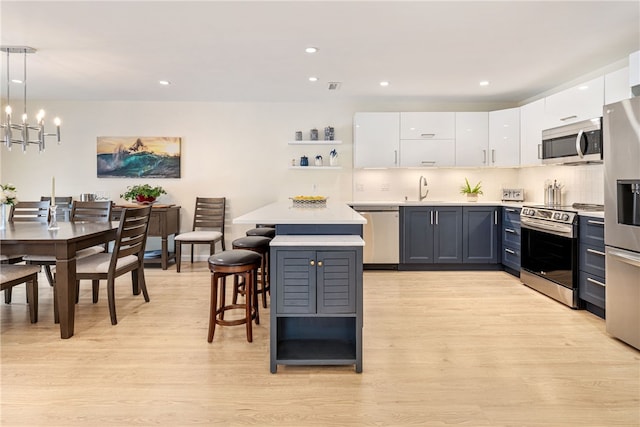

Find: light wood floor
<box><xmin>1</xmin><ymin>264</ymin><xmax>639</xmax><ymax>426</ymax></box>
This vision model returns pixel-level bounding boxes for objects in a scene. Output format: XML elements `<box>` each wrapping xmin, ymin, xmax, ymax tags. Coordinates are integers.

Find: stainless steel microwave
<box><xmin>541</xmin><ymin>117</ymin><xmax>603</xmax><ymax>165</ymax></box>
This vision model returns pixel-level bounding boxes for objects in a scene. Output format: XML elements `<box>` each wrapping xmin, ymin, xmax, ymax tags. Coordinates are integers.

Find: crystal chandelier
<box><xmin>1</xmin><ymin>46</ymin><xmax>61</xmax><ymax>153</ymax></box>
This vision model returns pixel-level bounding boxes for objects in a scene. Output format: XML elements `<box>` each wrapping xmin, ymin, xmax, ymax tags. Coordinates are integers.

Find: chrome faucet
<box><xmin>419</xmin><ymin>175</ymin><xmax>429</xmax><ymax>201</ymax></box>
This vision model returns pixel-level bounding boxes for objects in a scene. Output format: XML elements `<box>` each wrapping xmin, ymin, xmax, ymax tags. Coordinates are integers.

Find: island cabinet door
<box><xmin>317</xmin><ymin>251</ymin><xmax>357</xmax><ymax>314</ymax></box>
<box><xmin>276</xmin><ymin>250</ymin><xmax>316</xmax><ymax>314</ymax></box>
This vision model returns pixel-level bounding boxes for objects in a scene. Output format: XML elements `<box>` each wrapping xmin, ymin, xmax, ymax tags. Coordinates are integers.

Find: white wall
<box><xmin>0</xmin><ymin>99</ymin><xmax>605</xmax><ymax>260</ymax></box>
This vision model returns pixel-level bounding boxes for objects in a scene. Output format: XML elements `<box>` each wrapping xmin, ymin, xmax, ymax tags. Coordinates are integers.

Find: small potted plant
<box><xmin>120</xmin><ymin>184</ymin><xmax>166</xmax><ymax>204</ymax></box>
<box><xmin>460</xmin><ymin>178</ymin><xmax>483</xmax><ymax>202</ymax></box>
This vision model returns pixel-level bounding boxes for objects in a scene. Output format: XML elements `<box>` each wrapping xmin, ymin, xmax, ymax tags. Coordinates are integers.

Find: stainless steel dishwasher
<box><xmin>352</xmin><ymin>205</ymin><xmax>399</xmax><ymax>269</ymax></box>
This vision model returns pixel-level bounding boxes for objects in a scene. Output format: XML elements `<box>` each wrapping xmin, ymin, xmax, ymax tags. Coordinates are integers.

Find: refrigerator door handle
<box><xmin>608</xmin><ymin>247</ymin><xmax>640</xmax><ymax>268</ymax></box>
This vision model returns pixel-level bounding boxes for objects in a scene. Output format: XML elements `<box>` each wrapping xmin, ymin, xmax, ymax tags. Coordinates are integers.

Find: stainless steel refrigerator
<box><xmin>604</xmin><ymin>96</ymin><xmax>640</xmax><ymax>350</ymax></box>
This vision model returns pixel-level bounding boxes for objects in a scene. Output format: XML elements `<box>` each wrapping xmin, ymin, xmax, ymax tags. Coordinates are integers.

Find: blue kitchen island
<box><xmin>233</xmin><ymin>201</ymin><xmax>366</xmax><ymax>373</ymax></box>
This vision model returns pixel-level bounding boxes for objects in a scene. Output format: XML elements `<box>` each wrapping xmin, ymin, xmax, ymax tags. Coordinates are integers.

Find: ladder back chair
<box><xmin>175</xmin><ymin>197</ymin><xmax>226</xmax><ymax>272</ymax></box>
<box><xmin>41</xmin><ymin>196</ymin><xmax>73</xmax><ymax>221</ymax></box>
<box><xmin>55</xmin><ymin>205</ymin><xmax>152</xmax><ymax>325</ymax></box>
<box><xmin>0</xmin><ymin>264</ymin><xmax>40</xmax><ymax>323</ymax></box>
<box><xmin>24</xmin><ymin>200</ymin><xmax>113</xmax><ymax>288</ymax></box>
<box><xmin>9</xmin><ymin>200</ymin><xmax>50</xmax><ymax>222</ymax></box>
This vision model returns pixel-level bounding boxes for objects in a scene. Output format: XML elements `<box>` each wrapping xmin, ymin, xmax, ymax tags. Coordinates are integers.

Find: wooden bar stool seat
<box><xmin>231</xmin><ymin>236</ymin><xmax>271</xmax><ymax>309</ymax></box>
<box><xmin>207</xmin><ymin>250</ymin><xmax>261</xmax><ymax>343</ymax></box>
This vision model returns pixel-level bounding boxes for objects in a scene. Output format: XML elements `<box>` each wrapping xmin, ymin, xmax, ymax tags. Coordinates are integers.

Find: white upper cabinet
<box><xmin>544</xmin><ymin>76</ymin><xmax>604</xmax><ymax>128</ymax></box>
<box><xmin>488</xmin><ymin>107</ymin><xmax>520</xmax><ymax>167</ymax></box>
<box><xmin>400</xmin><ymin>139</ymin><xmax>456</xmax><ymax>167</ymax></box>
<box><xmin>400</xmin><ymin>112</ymin><xmax>455</xmax><ymax>139</ymax></box>
<box><xmin>399</xmin><ymin>112</ymin><xmax>456</xmax><ymax>167</ymax></box>
<box><xmin>519</xmin><ymin>98</ymin><xmax>546</xmax><ymax>166</ymax></box>
<box><xmin>455</xmin><ymin>112</ymin><xmax>489</xmax><ymax>167</ymax></box>
<box><xmin>605</xmin><ymin>67</ymin><xmax>631</xmax><ymax>105</ymax></box>
<box><xmin>353</xmin><ymin>112</ymin><xmax>400</xmax><ymax>168</ymax></box>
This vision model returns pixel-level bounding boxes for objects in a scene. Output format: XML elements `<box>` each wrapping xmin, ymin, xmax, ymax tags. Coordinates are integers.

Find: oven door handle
<box><xmin>576</xmin><ymin>130</ymin><xmax>585</xmax><ymax>158</ymax></box>
<box><xmin>521</xmin><ymin>221</ymin><xmax>574</xmax><ymax>237</ymax></box>
<box><xmin>608</xmin><ymin>248</ymin><xmax>640</xmax><ymax>268</ymax></box>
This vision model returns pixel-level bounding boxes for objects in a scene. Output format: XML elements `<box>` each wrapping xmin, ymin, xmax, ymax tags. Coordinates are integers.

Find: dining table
<box><xmin>0</xmin><ymin>221</ymin><xmax>118</xmax><ymax>338</ymax></box>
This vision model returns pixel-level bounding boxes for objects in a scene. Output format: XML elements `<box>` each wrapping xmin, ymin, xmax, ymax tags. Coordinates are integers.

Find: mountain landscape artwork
<box><xmin>97</xmin><ymin>136</ymin><xmax>181</xmax><ymax>178</ymax></box>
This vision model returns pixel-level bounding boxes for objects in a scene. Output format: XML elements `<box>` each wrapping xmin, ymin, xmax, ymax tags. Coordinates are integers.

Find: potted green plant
<box><xmin>460</xmin><ymin>178</ymin><xmax>483</xmax><ymax>202</ymax></box>
<box><xmin>120</xmin><ymin>184</ymin><xmax>166</xmax><ymax>204</ymax></box>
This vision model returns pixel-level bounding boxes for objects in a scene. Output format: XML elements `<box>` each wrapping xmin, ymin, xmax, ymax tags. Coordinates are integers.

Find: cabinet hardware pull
<box><xmin>538</xmin><ymin>143</ymin><xmax>542</xmax><ymax>159</ymax></box>
<box><xmin>394</xmin><ymin>150</ymin><xmax>398</xmax><ymax>165</ymax></box>
<box><xmin>505</xmin><ymin>228</ymin><xmax>516</xmax><ymax>233</ymax></box>
<box><xmin>491</xmin><ymin>149</ymin><xmax>496</xmax><ymax>163</ymax></box>
<box><xmin>560</xmin><ymin>115</ymin><xmax>578</xmax><ymax>121</ymax></box>
<box><xmin>318</xmin><ymin>261</ymin><xmax>323</xmax><ymax>267</ymax></box>
<box><xmin>430</xmin><ymin>210</ymin><xmax>433</xmax><ymax>225</ymax></box>
<box><xmin>505</xmin><ymin>248</ymin><xmax>516</xmax><ymax>254</ymax></box>
<box><xmin>482</xmin><ymin>149</ymin><xmax>487</xmax><ymax>164</ymax></box>
<box><xmin>435</xmin><ymin>211</ymin><xmax>439</xmax><ymax>225</ymax></box>
<box><xmin>310</xmin><ymin>260</ymin><xmax>315</xmax><ymax>266</ymax></box>
<box><xmin>505</xmin><ymin>208</ymin><xmax>517</xmax><ymax>213</ymax></box>
<box><xmin>587</xmin><ymin>248</ymin><xmax>605</xmax><ymax>256</ymax></box>
<box><xmin>494</xmin><ymin>210</ymin><xmax>498</xmax><ymax>224</ymax></box>
<box><xmin>587</xmin><ymin>220</ymin><xmax>605</xmax><ymax>225</ymax></box>
<box><xmin>421</xmin><ymin>161</ymin><xmax>436</xmax><ymax>165</ymax></box>
<box><xmin>421</xmin><ymin>133</ymin><xmax>435</xmax><ymax>138</ymax></box>
<box><xmin>586</xmin><ymin>277</ymin><xmax>605</xmax><ymax>287</ymax></box>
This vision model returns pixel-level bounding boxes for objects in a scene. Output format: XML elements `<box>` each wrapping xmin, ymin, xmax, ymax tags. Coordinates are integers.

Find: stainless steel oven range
<box><xmin>520</xmin><ymin>205</ymin><xmax>580</xmax><ymax>308</ymax></box>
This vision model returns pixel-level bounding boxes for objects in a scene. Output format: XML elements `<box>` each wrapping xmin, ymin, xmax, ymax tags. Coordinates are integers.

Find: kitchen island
<box><xmin>233</xmin><ymin>201</ymin><xmax>366</xmax><ymax>373</ymax></box>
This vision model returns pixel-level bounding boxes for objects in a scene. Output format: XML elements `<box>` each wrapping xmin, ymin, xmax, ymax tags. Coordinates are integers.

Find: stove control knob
<box><xmin>562</xmin><ymin>214</ymin><xmax>570</xmax><ymax>221</ymax></box>
<box><xmin>553</xmin><ymin>213</ymin><xmax>561</xmax><ymax>220</ymax></box>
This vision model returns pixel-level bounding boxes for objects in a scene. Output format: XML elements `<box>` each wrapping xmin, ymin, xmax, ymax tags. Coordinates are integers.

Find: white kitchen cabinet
<box><xmin>544</xmin><ymin>76</ymin><xmax>604</xmax><ymax>128</ymax></box>
<box><xmin>454</xmin><ymin>112</ymin><xmax>489</xmax><ymax>167</ymax></box>
<box><xmin>399</xmin><ymin>138</ymin><xmax>456</xmax><ymax>167</ymax></box>
<box><xmin>519</xmin><ymin>98</ymin><xmax>545</xmax><ymax>166</ymax></box>
<box><xmin>488</xmin><ymin>107</ymin><xmax>520</xmax><ymax>167</ymax></box>
<box><xmin>399</xmin><ymin>112</ymin><xmax>455</xmax><ymax>167</ymax></box>
<box><xmin>353</xmin><ymin>112</ymin><xmax>400</xmax><ymax>168</ymax></box>
<box><xmin>400</xmin><ymin>112</ymin><xmax>455</xmax><ymax>139</ymax></box>
<box><xmin>604</xmin><ymin>67</ymin><xmax>631</xmax><ymax>105</ymax></box>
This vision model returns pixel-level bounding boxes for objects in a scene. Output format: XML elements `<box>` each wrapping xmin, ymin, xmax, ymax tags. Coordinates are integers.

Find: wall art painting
<box><xmin>97</xmin><ymin>136</ymin><xmax>181</xmax><ymax>178</ymax></box>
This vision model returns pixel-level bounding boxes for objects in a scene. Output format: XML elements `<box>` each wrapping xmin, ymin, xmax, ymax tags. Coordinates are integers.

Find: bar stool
<box><xmin>208</xmin><ymin>250</ymin><xmax>261</xmax><ymax>343</ymax></box>
<box><xmin>232</xmin><ymin>236</ymin><xmax>271</xmax><ymax>308</ymax></box>
<box><xmin>246</xmin><ymin>227</ymin><xmax>276</xmax><ymax>238</ymax></box>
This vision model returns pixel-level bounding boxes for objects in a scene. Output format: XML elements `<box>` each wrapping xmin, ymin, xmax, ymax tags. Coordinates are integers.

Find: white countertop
<box><xmin>349</xmin><ymin>200</ymin><xmax>523</xmax><ymax>208</ymax></box>
<box><xmin>233</xmin><ymin>201</ymin><xmax>367</xmax><ymax>225</ymax></box>
<box><xmin>271</xmin><ymin>235</ymin><xmax>365</xmax><ymax>247</ymax></box>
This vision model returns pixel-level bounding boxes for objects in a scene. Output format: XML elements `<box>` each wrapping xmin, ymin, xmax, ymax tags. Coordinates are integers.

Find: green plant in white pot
<box><xmin>460</xmin><ymin>178</ymin><xmax>483</xmax><ymax>201</ymax></box>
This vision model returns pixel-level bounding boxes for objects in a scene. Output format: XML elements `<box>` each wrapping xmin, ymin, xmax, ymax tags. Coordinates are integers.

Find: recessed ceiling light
<box><xmin>305</xmin><ymin>47</ymin><xmax>318</xmax><ymax>54</ymax></box>
<box><xmin>479</xmin><ymin>80</ymin><xmax>490</xmax><ymax>86</ymax></box>
<box><xmin>11</xmin><ymin>79</ymin><xmax>22</xmax><ymax>84</ymax></box>
<box><xmin>159</xmin><ymin>80</ymin><xmax>171</xmax><ymax>86</ymax></box>
<box><xmin>579</xmin><ymin>85</ymin><xmax>589</xmax><ymax>90</ymax></box>
<box><xmin>380</xmin><ymin>81</ymin><xmax>390</xmax><ymax>87</ymax></box>
<box><xmin>308</xmin><ymin>76</ymin><xmax>318</xmax><ymax>82</ymax></box>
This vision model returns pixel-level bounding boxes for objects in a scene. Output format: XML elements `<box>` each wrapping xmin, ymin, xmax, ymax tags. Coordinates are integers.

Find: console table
<box><xmin>112</xmin><ymin>205</ymin><xmax>180</xmax><ymax>270</ymax></box>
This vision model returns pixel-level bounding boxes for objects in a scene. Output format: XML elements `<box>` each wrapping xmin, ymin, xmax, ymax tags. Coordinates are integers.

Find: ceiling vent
<box><xmin>328</xmin><ymin>82</ymin><xmax>341</xmax><ymax>91</ymax></box>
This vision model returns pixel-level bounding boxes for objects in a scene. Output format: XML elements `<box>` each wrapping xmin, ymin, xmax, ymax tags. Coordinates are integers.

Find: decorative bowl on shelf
<box><xmin>290</xmin><ymin>195</ymin><xmax>327</xmax><ymax>208</ymax></box>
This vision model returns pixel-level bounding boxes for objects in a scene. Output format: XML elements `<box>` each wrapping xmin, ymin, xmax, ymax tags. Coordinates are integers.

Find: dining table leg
<box><xmin>55</xmin><ymin>256</ymin><xmax>77</xmax><ymax>339</ymax></box>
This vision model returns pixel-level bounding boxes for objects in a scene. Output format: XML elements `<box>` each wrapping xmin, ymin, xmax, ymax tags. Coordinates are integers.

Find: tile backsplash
<box><xmin>353</xmin><ymin>163</ymin><xmax>604</xmax><ymax>205</ymax></box>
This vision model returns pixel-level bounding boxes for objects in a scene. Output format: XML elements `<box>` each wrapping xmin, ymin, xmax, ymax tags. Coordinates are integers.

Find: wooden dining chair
<box><xmin>174</xmin><ymin>197</ymin><xmax>225</xmax><ymax>273</ymax></box>
<box><xmin>56</xmin><ymin>205</ymin><xmax>152</xmax><ymax>325</ymax></box>
<box><xmin>41</xmin><ymin>196</ymin><xmax>73</xmax><ymax>221</ymax></box>
<box><xmin>0</xmin><ymin>264</ymin><xmax>40</xmax><ymax>323</ymax></box>
<box><xmin>9</xmin><ymin>200</ymin><xmax>50</xmax><ymax>222</ymax></box>
<box><xmin>24</xmin><ymin>201</ymin><xmax>113</xmax><ymax>288</ymax></box>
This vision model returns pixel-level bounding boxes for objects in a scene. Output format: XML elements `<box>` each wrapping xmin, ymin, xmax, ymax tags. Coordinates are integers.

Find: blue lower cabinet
<box><xmin>271</xmin><ymin>244</ymin><xmax>363</xmax><ymax>373</ymax></box>
<box><xmin>462</xmin><ymin>206</ymin><xmax>499</xmax><ymax>264</ymax></box>
<box><xmin>578</xmin><ymin>216</ymin><xmax>606</xmax><ymax>318</ymax></box>
<box><xmin>400</xmin><ymin>206</ymin><xmax>463</xmax><ymax>264</ymax></box>
<box><xmin>501</xmin><ymin>207</ymin><xmax>521</xmax><ymax>275</ymax></box>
